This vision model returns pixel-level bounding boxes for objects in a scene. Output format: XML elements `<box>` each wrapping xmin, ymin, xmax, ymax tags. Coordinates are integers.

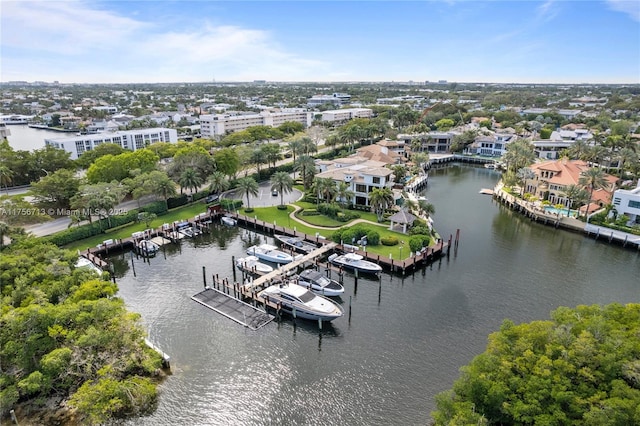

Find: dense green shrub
<box><xmin>338</xmin><ymin>211</ymin><xmax>360</xmax><ymax>222</ymax></box>
<box><xmin>167</xmin><ymin>195</ymin><xmax>188</xmax><ymax>209</ymax></box>
<box><xmin>141</xmin><ymin>201</ymin><xmax>168</xmax><ymax>215</ymax></box>
<box><xmin>381</xmin><ymin>236</ymin><xmax>399</xmax><ymax>246</ymax></box>
<box><xmin>300</xmin><ymin>208</ymin><xmax>319</xmax><ymax>216</ymax></box>
<box><xmin>318</xmin><ymin>202</ymin><xmax>341</xmax><ymax>218</ymax></box>
<box><xmin>409</xmin><ymin>236</ymin><xmax>424</xmax><ymax>253</ymax></box>
<box><xmin>410</xmin><ymin>225</ymin><xmax>431</xmax><ymax>236</ymax></box>
<box><xmin>331</xmin><ymin>224</ymin><xmax>380</xmax><ymax>246</ymax></box>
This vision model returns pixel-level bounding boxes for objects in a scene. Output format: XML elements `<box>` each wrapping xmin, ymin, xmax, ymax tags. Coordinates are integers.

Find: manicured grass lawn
<box><xmin>64</xmin><ymin>203</ymin><xmax>209</xmax><ymax>251</ymax></box>
<box><xmin>246</xmin><ymin>205</ymin><xmax>422</xmax><ymax>260</ymax></box>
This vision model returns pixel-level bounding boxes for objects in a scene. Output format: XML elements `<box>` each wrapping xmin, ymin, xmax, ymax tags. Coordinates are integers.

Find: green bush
<box><xmin>381</xmin><ymin>236</ymin><xmax>399</xmax><ymax>246</ymax></box>
<box><xmin>331</xmin><ymin>224</ymin><xmax>380</xmax><ymax>246</ymax></box>
<box><xmin>244</xmin><ymin>208</ymin><xmax>254</xmax><ymax>213</ymax></box>
<box><xmin>365</xmin><ymin>230</ymin><xmax>380</xmax><ymax>245</ymax></box>
<box><xmin>167</xmin><ymin>195</ymin><xmax>188</xmax><ymax>209</ymax></box>
<box><xmin>141</xmin><ymin>201</ymin><xmax>168</xmax><ymax>215</ymax></box>
<box><xmin>277</xmin><ymin>205</ymin><xmax>288</xmax><ymax>210</ymax></box>
<box><xmin>409</xmin><ymin>236</ymin><xmax>424</xmax><ymax>253</ymax></box>
<box><xmin>300</xmin><ymin>209</ymin><xmax>319</xmax><ymax>216</ymax></box>
<box><xmin>410</xmin><ymin>225</ymin><xmax>431</xmax><ymax>236</ymax></box>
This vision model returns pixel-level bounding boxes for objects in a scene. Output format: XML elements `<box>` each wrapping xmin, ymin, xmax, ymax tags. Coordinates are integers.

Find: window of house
<box><xmin>355</xmin><ymin>184</ymin><xmax>366</xmax><ymax>192</ymax></box>
<box><xmin>372</xmin><ymin>177</ymin><xmax>380</xmax><ymax>184</ymax></box>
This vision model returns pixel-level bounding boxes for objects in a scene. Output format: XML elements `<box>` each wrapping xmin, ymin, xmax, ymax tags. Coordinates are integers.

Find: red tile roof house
<box><xmin>523</xmin><ymin>159</ymin><xmax>619</xmax><ymax>214</ymax></box>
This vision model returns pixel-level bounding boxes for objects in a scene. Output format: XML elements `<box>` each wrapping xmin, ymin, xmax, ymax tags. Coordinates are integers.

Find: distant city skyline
<box><xmin>1</xmin><ymin>1</ymin><xmax>639</xmax><ymax>85</ymax></box>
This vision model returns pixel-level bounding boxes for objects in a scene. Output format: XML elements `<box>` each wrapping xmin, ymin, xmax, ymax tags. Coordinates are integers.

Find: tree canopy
<box><xmin>432</xmin><ymin>303</ymin><xmax>640</xmax><ymax>425</ymax></box>
<box><xmin>0</xmin><ymin>237</ymin><xmax>163</xmax><ymax>424</ymax></box>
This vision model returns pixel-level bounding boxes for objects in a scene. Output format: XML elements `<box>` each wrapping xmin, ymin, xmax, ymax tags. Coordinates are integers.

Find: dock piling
<box><xmin>202</xmin><ymin>266</ymin><xmax>207</xmax><ymax>289</ymax></box>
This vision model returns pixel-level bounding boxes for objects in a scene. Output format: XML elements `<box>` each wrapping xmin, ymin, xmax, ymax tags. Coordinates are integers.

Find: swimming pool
<box><xmin>544</xmin><ymin>205</ymin><xmax>578</xmax><ymax>217</ymax></box>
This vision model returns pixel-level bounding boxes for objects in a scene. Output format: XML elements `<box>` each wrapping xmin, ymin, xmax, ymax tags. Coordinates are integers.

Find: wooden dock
<box><xmin>244</xmin><ymin>242</ymin><xmax>337</xmax><ymax>290</ymax></box>
<box><xmin>191</xmin><ymin>287</ymin><xmax>274</xmax><ymax>330</ymax></box>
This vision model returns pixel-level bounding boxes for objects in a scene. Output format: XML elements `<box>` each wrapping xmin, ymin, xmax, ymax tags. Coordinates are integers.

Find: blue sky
<box><xmin>1</xmin><ymin>0</ymin><xmax>639</xmax><ymax>84</ymax></box>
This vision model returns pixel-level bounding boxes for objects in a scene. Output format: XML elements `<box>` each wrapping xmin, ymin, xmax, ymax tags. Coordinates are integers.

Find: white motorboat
<box><xmin>296</xmin><ymin>268</ymin><xmax>344</xmax><ymax>297</ymax></box>
<box><xmin>247</xmin><ymin>244</ymin><xmax>297</xmax><ymax>264</ymax></box>
<box><xmin>136</xmin><ymin>239</ymin><xmax>160</xmax><ymax>256</ymax></box>
<box><xmin>274</xmin><ymin>234</ymin><xmax>318</xmax><ymax>254</ymax></box>
<box><xmin>328</xmin><ymin>252</ymin><xmax>382</xmax><ymax>274</ymax></box>
<box><xmin>221</xmin><ymin>216</ymin><xmax>237</xmax><ymax>226</ymax></box>
<box><xmin>236</xmin><ymin>255</ymin><xmax>274</xmax><ymax>275</ymax></box>
<box><xmin>179</xmin><ymin>227</ymin><xmax>201</xmax><ymax>238</ymax></box>
<box><xmin>74</xmin><ymin>256</ymin><xmax>103</xmax><ymax>275</ymax></box>
<box><xmin>258</xmin><ymin>282</ymin><xmax>344</xmax><ymax>322</ymax></box>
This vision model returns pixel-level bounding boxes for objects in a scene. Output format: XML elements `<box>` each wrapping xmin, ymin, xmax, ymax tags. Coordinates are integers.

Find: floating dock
<box><xmin>191</xmin><ymin>287</ymin><xmax>274</xmax><ymax>330</ymax></box>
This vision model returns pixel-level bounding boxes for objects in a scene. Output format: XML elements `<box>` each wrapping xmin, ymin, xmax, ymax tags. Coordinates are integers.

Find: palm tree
<box><xmin>251</xmin><ymin>147</ymin><xmax>266</xmax><ymax>176</ymax></box>
<box><xmin>208</xmin><ymin>171</ymin><xmax>230</xmax><ymax>195</ymax></box>
<box><xmin>503</xmin><ymin>140</ymin><xmax>536</xmax><ymax>174</ymax></box>
<box><xmin>152</xmin><ymin>174</ymin><xmax>178</xmax><ymax>209</ymax></box>
<box><xmin>418</xmin><ymin>199</ymin><xmax>435</xmax><ymax>218</ymax></box>
<box><xmin>270</xmin><ymin>171</ymin><xmax>294</xmax><ymax>207</ymax></box>
<box><xmin>312</xmin><ymin>177</ymin><xmax>337</xmax><ymax>205</ymax></box>
<box><xmin>565</xmin><ymin>140</ymin><xmax>590</xmax><ymax>160</ymax></box>
<box><xmin>578</xmin><ymin>167</ymin><xmax>608</xmax><ymax>219</ymax></box>
<box><xmin>236</xmin><ymin>177</ymin><xmax>259</xmax><ymax>210</ymax></box>
<box><xmin>516</xmin><ymin>167</ymin><xmax>536</xmax><ymax>197</ymax></box>
<box><xmin>616</xmin><ymin>148</ymin><xmax>638</xmax><ymax>177</ymax></box>
<box><xmin>295</xmin><ymin>155</ymin><xmax>316</xmax><ymax>190</ymax></box>
<box><xmin>287</xmin><ymin>138</ymin><xmax>302</xmax><ymax>178</ymax></box>
<box><xmin>179</xmin><ymin>168</ymin><xmax>203</xmax><ymax>194</ymax></box>
<box><xmin>391</xmin><ymin>165</ymin><xmax>407</xmax><ymax>184</ymax></box>
<box><xmin>335</xmin><ymin>181</ymin><xmax>354</xmax><ymax>211</ymax></box>
<box><xmin>0</xmin><ymin>165</ymin><xmax>13</xmax><ymax>195</ymax></box>
<box><xmin>298</xmin><ymin>136</ymin><xmax>317</xmax><ymax>156</ymax></box>
<box><xmin>369</xmin><ymin>187</ymin><xmax>394</xmax><ymax>222</ymax></box>
<box><xmin>563</xmin><ymin>184</ymin><xmax>589</xmax><ymax>217</ymax></box>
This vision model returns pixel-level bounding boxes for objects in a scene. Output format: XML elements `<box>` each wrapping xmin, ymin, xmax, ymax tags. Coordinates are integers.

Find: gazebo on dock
<box><xmin>388</xmin><ymin>209</ymin><xmax>416</xmax><ymax>234</ymax></box>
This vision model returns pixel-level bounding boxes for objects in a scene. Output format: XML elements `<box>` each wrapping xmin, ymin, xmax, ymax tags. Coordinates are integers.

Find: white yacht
<box><xmin>221</xmin><ymin>216</ymin><xmax>237</xmax><ymax>226</ymax></box>
<box><xmin>274</xmin><ymin>234</ymin><xmax>318</xmax><ymax>254</ymax></box>
<box><xmin>328</xmin><ymin>252</ymin><xmax>382</xmax><ymax>274</ymax></box>
<box><xmin>296</xmin><ymin>269</ymin><xmax>344</xmax><ymax>297</ymax></box>
<box><xmin>236</xmin><ymin>255</ymin><xmax>274</xmax><ymax>275</ymax></box>
<box><xmin>247</xmin><ymin>244</ymin><xmax>297</xmax><ymax>264</ymax></box>
<box><xmin>259</xmin><ymin>282</ymin><xmax>344</xmax><ymax>322</ymax></box>
<box><xmin>74</xmin><ymin>256</ymin><xmax>103</xmax><ymax>275</ymax></box>
<box><xmin>136</xmin><ymin>239</ymin><xmax>160</xmax><ymax>256</ymax></box>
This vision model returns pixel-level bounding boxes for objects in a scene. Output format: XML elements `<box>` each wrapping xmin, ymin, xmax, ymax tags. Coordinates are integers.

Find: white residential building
<box><xmin>307</xmin><ymin>93</ymin><xmax>351</xmax><ymax>107</ymax></box>
<box><xmin>315</xmin><ymin>157</ymin><xmax>394</xmax><ymax>206</ymax></box>
<box><xmin>612</xmin><ymin>183</ymin><xmax>640</xmax><ymax>225</ymax></box>
<box><xmin>199</xmin><ymin>110</ymin><xmax>312</xmax><ymax>138</ymax></box>
<box><xmin>45</xmin><ymin>128</ymin><xmax>177</xmax><ymax>160</ymax></box>
<box><xmin>464</xmin><ymin>133</ymin><xmax>516</xmax><ymax>157</ymax></box>
<box><xmin>397</xmin><ymin>131</ymin><xmax>457</xmax><ymax>153</ymax></box>
<box><xmin>321</xmin><ymin>108</ymin><xmax>373</xmax><ymax>122</ymax></box>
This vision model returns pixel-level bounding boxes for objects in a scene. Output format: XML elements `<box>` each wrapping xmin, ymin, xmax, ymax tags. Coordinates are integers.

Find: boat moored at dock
<box><xmin>247</xmin><ymin>244</ymin><xmax>298</xmax><ymax>264</ymax></box>
<box><xmin>136</xmin><ymin>239</ymin><xmax>160</xmax><ymax>256</ymax></box>
<box><xmin>274</xmin><ymin>234</ymin><xmax>319</xmax><ymax>254</ymax></box>
<box><xmin>258</xmin><ymin>282</ymin><xmax>344</xmax><ymax>322</ymax></box>
<box><xmin>295</xmin><ymin>268</ymin><xmax>344</xmax><ymax>296</ymax></box>
<box><xmin>236</xmin><ymin>255</ymin><xmax>274</xmax><ymax>275</ymax></box>
<box><xmin>328</xmin><ymin>252</ymin><xmax>383</xmax><ymax>274</ymax></box>
<box><xmin>221</xmin><ymin>216</ymin><xmax>237</xmax><ymax>226</ymax></box>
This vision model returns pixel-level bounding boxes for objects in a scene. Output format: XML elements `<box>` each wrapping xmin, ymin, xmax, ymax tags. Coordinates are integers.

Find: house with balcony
<box><xmin>523</xmin><ymin>159</ymin><xmax>618</xmax><ymax>213</ymax></box>
<box><xmin>463</xmin><ymin>132</ymin><xmax>516</xmax><ymax>157</ymax></box>
<box><xmin>397</xmin><ymin>131</ymin><xmax>456</xmax><ymax>153</ymax></box>
<box><xmin>315</xmin><ymin>157</ymin><xmax>395</xmax><ymax>206</ymax></box>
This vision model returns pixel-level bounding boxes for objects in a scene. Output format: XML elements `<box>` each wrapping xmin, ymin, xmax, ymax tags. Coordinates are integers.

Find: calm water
<box><xmin>5</xmin><ymin>124</ymin><xmax>64</xmax><ymax>151</ymax></box>
<box><xmin>112</xmin><ymin>164</ymin><xmax>638</xmax><ymax>426</ymax></box>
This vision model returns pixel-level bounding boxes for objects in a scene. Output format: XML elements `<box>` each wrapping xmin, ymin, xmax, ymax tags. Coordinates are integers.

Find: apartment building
<box><xmin>321</xmin><ymin>108</ymin><xmax>373</xmax><ymax>122</ymax></box>
<box><xmin>45</xmin><ymin>128</ymin><xmax>177</xmax><ymax>160</ymax></box>
<box><xmin>200</xmin><ymin>110</ymin><xmax>312</xmax><ymax>138</ymax></box>
<box><xmin>307</xmin><ymin>93</ymin><xmax>351</xmax><ymax>107</ymax></box>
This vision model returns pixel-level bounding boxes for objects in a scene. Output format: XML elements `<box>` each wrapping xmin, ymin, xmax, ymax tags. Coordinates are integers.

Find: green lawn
<box><xmin>246</xmin><ymin>205</ymin><xmax>421</xmax><ymax>260</ymax></box>
<box><xmin>64</xmin><ymin>203</ymin><xmax>209</xmax><ymax>251</ymax></box>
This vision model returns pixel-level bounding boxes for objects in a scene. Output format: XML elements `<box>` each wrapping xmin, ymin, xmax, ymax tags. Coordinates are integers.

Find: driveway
<box><xmin>223</xmin><ymin>180</ymin><xmax>303</xmax><ymax>208</ymax></box>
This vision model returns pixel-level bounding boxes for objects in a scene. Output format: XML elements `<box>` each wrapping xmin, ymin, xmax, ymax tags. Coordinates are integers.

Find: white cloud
<box><xmin>536</xmin><ymin>0</ymin><xmax>559</xmax><ymax>22</ymax></box>
<box><xmin>606</xmin><ymin>0</ymin><xmax>640</xmax><ymax>22</ymax></box>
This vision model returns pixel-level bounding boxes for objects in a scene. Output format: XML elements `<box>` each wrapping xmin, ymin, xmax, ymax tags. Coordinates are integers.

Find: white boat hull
<box><xmin>259</xmin><ymin>283</ymin><xmax>343</xmax><ymax>322</ymax></box>
<box><xmin>328</xmin><ymin>253</ymin><xmax>382</xmax><ymax>274</ymax></box>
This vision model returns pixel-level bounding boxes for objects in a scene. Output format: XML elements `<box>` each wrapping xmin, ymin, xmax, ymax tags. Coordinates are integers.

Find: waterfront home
<box><xmin>356</xmin><ymin>141</ymin><xmax>406</xmax><ymax>165</ymax></box>
<box><xmin>612</xmin><ymin>182</ymin><xmax>640</xmax><ymax>226</ymax></box>
<box><xmin>314</xmin><ymin>156</ymin><xmax>395</xmax><ymax>206</ymax></box>
<box><xmin>463</xmin><ymin>131</ymin><xmax>516</xmax><ymax>157</ymax></box>
<box><xmin>523</xmin><ymin>159</ymin><xmax>618</xmax><ymax>211</ymax></box>
<box><xmin>397</xmin><ymin>131</ymin><xmax>457</xmax><ymax>153</ymax></box>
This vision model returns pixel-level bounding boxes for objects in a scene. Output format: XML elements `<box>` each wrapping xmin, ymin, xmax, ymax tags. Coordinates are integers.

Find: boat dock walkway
<box><xmin>244</xmin><ymin>242</ymin><xmax>337</xmax><ymax>291</ymax></box>
<box><xmin>191</xmin><ymin>286</ymin><xmax>274</xmax><ymax>330</ymax></box>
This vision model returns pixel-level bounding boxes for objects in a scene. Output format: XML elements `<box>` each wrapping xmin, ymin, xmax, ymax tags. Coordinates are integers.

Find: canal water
<box><xmin>5</xmin><ymin>124</ymin><xmax>64</xmax><ymax>151</ymax></box>
<box><xmin>112</xmin><ymin>163</ymin><xmax>638</xmax><ymax>426</ymax></box>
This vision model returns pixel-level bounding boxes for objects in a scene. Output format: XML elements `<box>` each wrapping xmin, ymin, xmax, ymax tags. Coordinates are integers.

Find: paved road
<box><xmin>223</xmin><ymin>179</ymin><xmax>303</xmax><ymax>208</ymax></box>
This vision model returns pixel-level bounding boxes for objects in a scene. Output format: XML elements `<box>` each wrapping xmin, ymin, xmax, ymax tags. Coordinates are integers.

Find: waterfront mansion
<box><xmin>523</xmin><ymin>159</ymin><xmax>618</xmax><ymax>214</ymax></box>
